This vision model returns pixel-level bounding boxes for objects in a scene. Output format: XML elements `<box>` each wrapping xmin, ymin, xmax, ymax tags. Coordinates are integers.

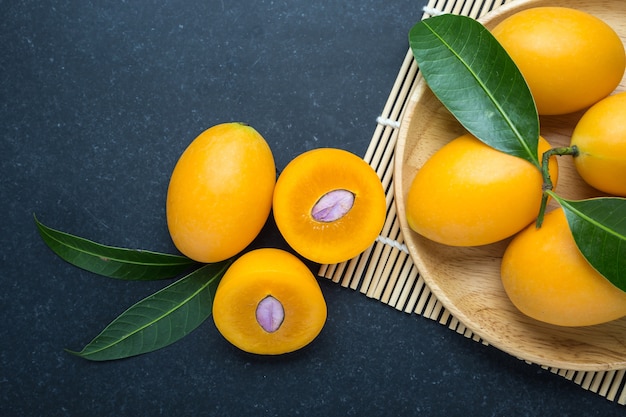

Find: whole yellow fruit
<box><xmin>166</xmin><ymin>123</ymin><xmax>276</xmax><ymax>263</ymax></box>
<box><xmin>501</xmin><ymin>208</ymin><xmax>626</xmax><ymax>327</ymax></box>
<box><xmin>570</xmin><ymin>91</ymin><xmax>626</xmax><ymax>197</ymax></box>
<box><xmin>405</xmin><ymin>133</ymin><xmax>558</xmax><ymax>247</ymax></box>
<box><xmin>491</xmin><ymin>7</ymin><xmax>625</xmax><ymax>115</ymax></box>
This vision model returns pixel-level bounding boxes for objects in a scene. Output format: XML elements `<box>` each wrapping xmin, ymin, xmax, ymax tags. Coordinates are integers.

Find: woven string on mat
<box><xmin>317</xmin><ymin>0</ymin><xmax>626</xmax><ymax>406</ymax></box>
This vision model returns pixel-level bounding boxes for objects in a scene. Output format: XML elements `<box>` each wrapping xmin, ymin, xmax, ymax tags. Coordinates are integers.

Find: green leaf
<box><xmin>409</xmin><ymin>14</ymin><xmax>540</xmax><ymax>167</ymax></box>
<box><xmin>549</xmin><ymin>194</ymin><xmax>626</xmax><ymax>292</ymax></box>
<box><xmin>67</xmin><ymin>261</ymin><xmax>232</xmax><ymax>361</ymax></box>
<box><xmin>35</xmin><ymin>214</ymin><xmax>198</xmax><ymax>281</ymax></box>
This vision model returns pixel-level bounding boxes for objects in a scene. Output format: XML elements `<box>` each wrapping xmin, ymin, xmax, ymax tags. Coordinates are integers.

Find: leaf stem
<box><xmin>536</xmin><ymin>145</ymin><xmax>579</xmax><ymax>228</ymax></box>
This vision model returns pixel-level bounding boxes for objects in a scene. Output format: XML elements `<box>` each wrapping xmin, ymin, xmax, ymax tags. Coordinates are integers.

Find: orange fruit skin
<box><xmin>212</xmin><ymin>248</ymin><xmax>327</xmax><ymax>355</ymax></box>
<box><xmin>570</xmin><ymin>91</ymin><xmax>626</xmax><ymax>197</ymax></box>
<box><xmin>166</xmin><ymin>123</ymin><xmax>276</xmax><ymax>263</ymax></box>
<box><xmin>501</xmin><ymin>208</ymin><xmax>626</xmax><ymax>327</ymax></box>
<box><xmin>492</xmin><ymin>7</ymin><xmax>625</xmax><ymax>115</ymax></box>
<box><xmin>272</xmin><ymin>148</ymin><xmax>386</xmax><ymax>264</ymax></box>
<box><xmin>406</xmin><ymin>134</ymin><xmax>558</xmax><ymax>247</ymax></box>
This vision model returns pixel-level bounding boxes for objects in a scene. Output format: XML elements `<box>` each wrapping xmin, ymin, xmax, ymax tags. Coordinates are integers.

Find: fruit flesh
<box><xmin>272</xmin><ymin>148</ymin><xmax>386</xmax><ymax>264</ymax></box>
<box><xmin>212</xmin><ymin>248</ymin><xmax>327</xmax><ymax>355</ymax></box>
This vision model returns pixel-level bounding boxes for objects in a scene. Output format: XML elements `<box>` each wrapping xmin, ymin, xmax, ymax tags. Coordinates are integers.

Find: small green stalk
<box><xmin>536</xmin><ymin>145</ymin><xmax>579</xmax><ymax>228</ymax></box>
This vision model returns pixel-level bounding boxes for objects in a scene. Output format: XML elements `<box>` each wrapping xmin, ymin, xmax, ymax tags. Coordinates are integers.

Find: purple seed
<box><xmin>311</xmin><ymin>189</ymin><xmax>355</xmax><ymax>222</ymax></box>
<box><xmin>256</xmin><ymin>295</ymin><xmax>284</xmax><ymax>333</ymax></box>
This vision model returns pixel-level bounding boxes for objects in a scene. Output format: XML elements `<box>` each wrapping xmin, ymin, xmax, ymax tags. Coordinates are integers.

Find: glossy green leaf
<box><xmin>549</xmin><ymin>193</ymin><xmax>626</xmax><ymax>292</ymax></box>
<box><xmin>67</xmin><ymin>261</ymin><xmax>231</xmax><ymax>361</ymax></box>
<box><xmin>35</xmin><ymin>215</ymin><xmax>198</xmax><ymax>280</ymax></box>
<box><xmin>409</xmin><ymin>14</ymin><xmax>540</xmax><ymax>167</ymax></box>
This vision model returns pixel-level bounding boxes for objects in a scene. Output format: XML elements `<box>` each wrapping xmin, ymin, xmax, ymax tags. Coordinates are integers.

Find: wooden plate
<box><xmin>395</xmin><ymin>0</ymin><xmax>626</xmax><ymax>371</ymax></box>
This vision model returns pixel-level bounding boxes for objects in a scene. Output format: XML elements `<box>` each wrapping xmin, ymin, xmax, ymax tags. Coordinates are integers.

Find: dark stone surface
<box><xmin>1</xmin><ymin>1</ymin><xmax>624</xmax><ymax>416</ymax></box>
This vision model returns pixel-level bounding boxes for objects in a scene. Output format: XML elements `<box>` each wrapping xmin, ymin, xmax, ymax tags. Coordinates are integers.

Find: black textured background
<box><xmin>1</xmin><ymin>1</ymin><xmax>624</xmax><ymax>416</ymax></box>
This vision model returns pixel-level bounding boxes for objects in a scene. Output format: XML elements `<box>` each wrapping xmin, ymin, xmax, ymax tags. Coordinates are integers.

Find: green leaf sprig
<box><xmin>409</xmin><ymin>13</ymin><xmax>626</xmax><ymax>292</ymax></box>
<box><xmin>66</xmin><ymin>261</ymin><xmax>231</xmax><ymax>361</ymax></box>
<box><xmin>548</xmin><ymin>194</ymin><xmax>626</xmax><ymax>292</ymax></box>
<box><xmin>35</xmin><ymin>214</ymin><xmax>199</xmax><ymax>281</ymax></box>
<box><xmin>36</xmin><ymin>215</ymin><xmax>230</xmax><ymax>361</ymax></box>
<box><xmin>409</xmin><ymin>14</ymin><xmax>540</xmax><ymax>167</ymax></box>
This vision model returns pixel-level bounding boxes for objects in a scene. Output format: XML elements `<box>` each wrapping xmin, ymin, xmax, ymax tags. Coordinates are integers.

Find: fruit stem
<box><xmin>536</xmin><ymin>145</ymin><xmax>579</xmax><ymax>228</ymax></box>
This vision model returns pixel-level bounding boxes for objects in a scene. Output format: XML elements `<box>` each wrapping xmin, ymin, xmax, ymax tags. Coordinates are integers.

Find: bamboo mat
<box><xmin>318</xmin><ymin>0</ymin><xmax>626</xmax><ymax>406</ymax></box>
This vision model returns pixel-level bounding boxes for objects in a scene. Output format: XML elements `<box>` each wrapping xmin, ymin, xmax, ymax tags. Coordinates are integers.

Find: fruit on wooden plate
<box><xmin>166</xmin><ymin>123</ymin><xmax>276</xmax><ymax>263</ymax></box>
<box><xmin>491</xmin><ymin>7</ymin><xmax>625</xmax><ymax>115</ymax></box>
<box><xmin>212</xmin><ymin>248</ymin><xmax>327</xmax><ymax>355</ymax></box>
<box><xmin>405</xmin><ymin>133</ymin><xmax>558</xmax><ymax>247</ymax></box>
<box><xmin>570</xmin><ymin>91</ymin><xmax>626</xmax><ymax>197</ymax></box>
<box><xmin>501</xmin><ymin>208</ymin><xmax>626</xmax><ymax>327</ymax></box>
<box><xmin>272</xmin><ymin>148</ymin><xmax>386</xmax><ymax>264</ymax></box>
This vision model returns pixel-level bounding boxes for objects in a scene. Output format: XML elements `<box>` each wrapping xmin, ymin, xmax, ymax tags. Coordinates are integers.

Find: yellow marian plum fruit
<box><xmin>406</xmin><ymin>133</ymin><xmax>558</xmax><ymax>247</ymax></box>
<box><xmin>501</xmin><ymin>208</ymin><xmax>626</xmax><ymax>327</ymax></box>
<box><xmin>491</xmin><ymin>7</ymin><xmax>625</xmax><ymax>115</ymax></box>
<box><xmin>166</xmin><ymin>123</ymin><xmax>276</xmax><ymax>263</ymax></box>
<box><xmin>570</xmin><ymin>91</ymin><xmax>626</xmax><ymax>197</ymax></box>
<box><xmin>272</xmin><ymin>148</ymin><xmax>386</xmax><ymax>264</ymax></box>
<box><xmin>212</xmin><ymin>248</ymin><xmax>327</xmax><ymax>355</ymax></box>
